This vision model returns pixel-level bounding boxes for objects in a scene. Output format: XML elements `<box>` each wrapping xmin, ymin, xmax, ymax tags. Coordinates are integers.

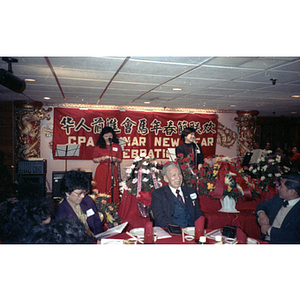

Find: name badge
<box><xmin>190</xmin><ymin>193</ymin><xmax>197</xmax><ymax>200</ymax></box>
<box><xmin>86</xmin><ymin>208</ymin><xmax>95</xmax><ymax>217</ymax></box>
<box><xmin>113</xmin><ymin>147</ymin><xmax>118</xmax><ymax>152</ymax></box>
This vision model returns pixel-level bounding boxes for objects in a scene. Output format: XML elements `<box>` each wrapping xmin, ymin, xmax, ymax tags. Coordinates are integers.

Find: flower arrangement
<box><xmin>197</xmin><ymin>156</ymin><xmax>261</xmax><ymax>202</ymax></box>
<box><xmin>120</xmin><ymin>153</ymin><xmax>163</xmax><ymax>197</ymax></box>
<box><xmin>243</xmin><ymin>155</ymin><xmax>290</xmax><ymax>191</ymax></box>
<box><xmin>91</xmin><ymin>190</ymin><xmax>122</xmax><ymax>228</ymax></box>
<box><xmin>176</xmin><ymin>153</ymin><xmax>200</xmax><ymax>192</ymax></box>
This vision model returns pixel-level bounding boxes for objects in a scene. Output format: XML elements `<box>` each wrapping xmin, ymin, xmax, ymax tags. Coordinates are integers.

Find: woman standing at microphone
<box><xmin>93</xmin><ymin>127</ymin><xmax>122</xmax><ymax>204</ymax></box>
<box><xmin>176</xmin><ymin>127</ymin><xmax>204</xmax><ymax>171</ymax></box>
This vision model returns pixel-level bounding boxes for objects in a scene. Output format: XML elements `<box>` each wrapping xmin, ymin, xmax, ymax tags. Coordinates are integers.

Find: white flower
<box><xmin>253</xmin><ymin>169</ymin><xmax>257</xmax><ymax>173</ymax></box>
<box><xmin>275</xmin><ymin>155</ymin><xmax>281</xmax><ymax>163</ymax></box>
<box><xmin>267</xmin><ymin>150</ymin><xmax>273</xmax><ymax>154</ymax></box>
<box><xmin>249</xmin><ymin>166</ymin><xmax>253</xmax><ymax>171</ymax></box>
<box><xmin>261</xmin><ymin>176</ymin><xmax>266</xmax><ymax>181</ymax></box>
<box><xmin>142</xmin><ymin>178</ymin><xmax>149</xmax><ymax>182</ymax></box>
<box><xmin>262</xmin><ymin>165</ymin><xmax>268</xmax><ymax>172</ymax></box>
<box><xmin>269</xmin><ymin>159</ymin><xmax>274</xmax><ymax>164</ymax></box>
<box><xmin>268</xmin><ymin>173</ymin><xmax>273</xmax><ymax>177</ymax></box>
<box><xmin>275</xmin><ymin>173</ymin><xmax>281</xmax><ymax>177</ymax></box>
<box><xmin>132</xmin><ymin>178</ymin><xmax>138</xmax><ymax>184</ymax></box>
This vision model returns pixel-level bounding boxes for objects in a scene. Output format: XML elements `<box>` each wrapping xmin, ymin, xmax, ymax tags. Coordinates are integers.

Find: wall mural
<box><xmin>15</xmin><ymin>101</ymin><xmax>52</xmax><ymax>159</ymax></box>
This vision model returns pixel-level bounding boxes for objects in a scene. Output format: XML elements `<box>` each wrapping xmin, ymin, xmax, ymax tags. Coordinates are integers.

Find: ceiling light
<box><xmin>24</xmin><ymin>78</ymin><xmax>36</xmax><ymax>82</ymax></box>
<box><xmin>144</xmin><ymin>101</ymin><xmax>150</xmax><ymax>104</ymax></box>
<box><xmin>43</xmin><ymin>97</ymin><xmax>51</xmax><ymax>100</ymax></box>
<box><xmin>291</xmin><ymin>95</ymin><xmax>300</xmax><ymax>98</ymax></box>
<box><xmin>291</xmin><ymin>111</ymin><xmax>297</xmax><ymax>114</ymax></box>
<box><xmin>230</xmin><ymin>105</ymin><xmax>236</xmax><ymax>107</ymax></box>
<box><xmin>172</xmin><ymin>88</ymin><xmax>182</xmax><ymax>91</ymax></box>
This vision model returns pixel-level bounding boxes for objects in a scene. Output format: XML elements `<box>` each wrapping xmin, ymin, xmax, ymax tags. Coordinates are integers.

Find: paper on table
<box><xmin>101</xmin><ymin>239</ymin><xmax>125</xmax><ymax>245</ymax></box>
<box><xmin>153</xmin><ymin>227</ymin><xmax>172</xmax><ymax>239</ymax></box>
<box><xmin>205</xmin><ymin>228</ymin><xmax>223</xmax><ymax>240</ymax></box>
<box><xmin>95</xmin><ymin>221</ymin><xmax>128</xmax><ymax>240</ymax></box>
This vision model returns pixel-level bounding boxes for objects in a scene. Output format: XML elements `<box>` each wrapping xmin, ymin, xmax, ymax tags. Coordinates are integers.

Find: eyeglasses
<box><xmin>72</xmin><ymin>190</ymin><xmax>88</xmax><ymax>197</ymax></box>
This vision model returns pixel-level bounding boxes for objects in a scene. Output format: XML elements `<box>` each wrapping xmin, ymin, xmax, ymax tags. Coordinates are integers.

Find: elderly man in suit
<box><xmin>256</xmin><ymin>172</ymin><xmax>300</xmax><ymax>243</ymax></box>
<box><xmin>150</xmin><ymin>163</ymin><xmax>203</xmax><ymax>228</ymax></box>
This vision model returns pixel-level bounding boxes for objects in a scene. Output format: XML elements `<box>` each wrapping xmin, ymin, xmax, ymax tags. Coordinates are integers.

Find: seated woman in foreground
<box><xmin>54</xmin><ymin>170</ymin><xmax>104</xmax><ymax>238</ymax></box>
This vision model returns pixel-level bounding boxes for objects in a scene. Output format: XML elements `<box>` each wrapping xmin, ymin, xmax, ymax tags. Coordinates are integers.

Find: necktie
<box><xmin>283</xmin><ymin>200</ymin><xmax>289</xmax><ymax>207</ymax></box>
<box><xmin>176</xmin><ymin>189</ymin><xmax>185</xmax><ymax>206</ymax></box>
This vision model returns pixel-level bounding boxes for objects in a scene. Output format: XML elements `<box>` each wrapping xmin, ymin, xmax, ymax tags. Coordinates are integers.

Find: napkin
<box><xmin>195</xmin><ymin>216</ymin><xmax>205</xmax><ymax>241</ymax></box>
<box><xmin>144</xmin><ymin>221</ymin><xmax>154</xmax><ymax>243</ymax></box>
<box><xmin>236</xmin><ymin>227</ymin><xmax>247</xmax><ymax>243</ymax></box>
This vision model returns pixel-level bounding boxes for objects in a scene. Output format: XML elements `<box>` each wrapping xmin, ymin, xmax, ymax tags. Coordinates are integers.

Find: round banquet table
<box><xmin>104</xmin><ymin>229</ymin><xmax>268</xmax><ymax>244</ymax></box>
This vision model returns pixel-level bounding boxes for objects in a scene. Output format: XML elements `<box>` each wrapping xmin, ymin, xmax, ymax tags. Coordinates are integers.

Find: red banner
<box><xmin>52</xmin><ymin>107</ymin><xmax>218</xmax><ymax>160</ymax></box>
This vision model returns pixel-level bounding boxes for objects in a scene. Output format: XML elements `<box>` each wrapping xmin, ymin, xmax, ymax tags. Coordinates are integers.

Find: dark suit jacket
<box><xmin>150</xmin><ymin>184</ymin><xmax>203</xmax><ymax>228</ymax></box>
<box><xmin>256</xmin><ymin>193</ymin><xmax>300</xmax><ymax>243</ymax></box>
<box><xmin>176</xmin><ymin>143</ymin><xmax>204</xmax><ymax>168</ymax></box>
<box><xmin>54</xmin><ymin>195</ymin><xmax>104</xmax><ymax>235</ymax></box>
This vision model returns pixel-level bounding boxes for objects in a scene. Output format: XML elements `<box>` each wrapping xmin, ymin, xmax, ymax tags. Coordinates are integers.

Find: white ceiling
<box><xmin>1</xmin><ymin>56</ymin><xmax>300</xmax><ymax>117</ymax></box>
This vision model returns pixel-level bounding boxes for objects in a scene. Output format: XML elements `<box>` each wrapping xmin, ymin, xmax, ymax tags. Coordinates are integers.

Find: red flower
<box><xmin>177</xmin><ymin>153</ymin><xmax>184</xmax><ymax>158</ymax></box>
<box><xmin>181</xmin><ymin>164</ymin><xmax>187</xmax><ymax>170</ymax></box>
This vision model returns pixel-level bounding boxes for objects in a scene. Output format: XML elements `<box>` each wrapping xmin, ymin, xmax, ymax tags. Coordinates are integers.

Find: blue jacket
<box><xmin>150</xmin><ymin>184</ymin><xmax>203</xmax><ymax>228</ymax></box>
<box><xmin>54</xmin><ymin>195</ymin><xmax>104</xmax><ymax>235</ymax></box>
<box><xmin>256</xmin><ymin>193</ymin><xmax>300</xmax><ymax>243</ymax></box>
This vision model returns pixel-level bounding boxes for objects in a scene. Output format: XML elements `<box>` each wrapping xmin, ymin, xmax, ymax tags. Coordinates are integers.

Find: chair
<box><xmin>149</xmin><ymin>208</ymin><xmax>155</xmax><ymax>226</ymax></box>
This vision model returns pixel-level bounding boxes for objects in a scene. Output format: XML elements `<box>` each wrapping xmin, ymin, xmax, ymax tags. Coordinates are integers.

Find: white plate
<box><xmin>183</xmin><ymin>227</ymin><xmax>195</xmax><ymax>236</ymax></box>
<box><xmin>129</xmin><ymin>228</ymin><xmax>144</xmax><ymax>238</ymax></box>
<box><xmin>247</xmin><ymin>237</ymin><xmax>259</xmax><ymax>244</ymax></box>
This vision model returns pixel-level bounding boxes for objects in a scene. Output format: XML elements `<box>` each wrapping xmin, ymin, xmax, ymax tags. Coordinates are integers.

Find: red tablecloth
<box><xmin>118</xmin><ymin>187</ymin><xmax>277</xmax><ymax>239</ymax></box>
<box><xmin>118</xmin><ymin>190</ymin><xmax>151</xmax><ymax>230</ymax></box>
<box><xmin>198</xmin><ymin>187</ymin><xmax>278</xmax><ymax>240</ymax></box>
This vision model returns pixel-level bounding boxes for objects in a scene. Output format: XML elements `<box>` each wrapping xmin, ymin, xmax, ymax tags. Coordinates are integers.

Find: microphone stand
<box><xmin>193</xmin><ymin>141</ymin><xmax>202</xmax><ymax>170</ymax></box>
<box><xmin>109</xmin><ymin>139</ymin><xmax>115</xmax><ymax>204</ymax></box>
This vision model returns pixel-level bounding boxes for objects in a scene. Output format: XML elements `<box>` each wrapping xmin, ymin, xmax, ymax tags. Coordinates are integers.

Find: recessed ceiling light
<box><xmin>291</xmin><ymin>95</ymin><xmax>300</xmax><ymax>98</ymax></box>
<box><xmin>144</xmin><ymin>101</ymin><xmax>150</xmax><ymax>104</ymax></box>
<box><xmin>24</xmin><ymin>78</ymin><xmax>36</xmax><ymax>82</ymax></box>
<box><xmin>172</xmin><ymin>88</ymin><xmax>182</xmax><ymax>91</ymax></box>
<box><xmin>230</xmin><ymin>105</ymin><xmax>236</xmax><ymax>107</ymax></box>
<box><xmin>291</xmin><ymin>111</ymin><xmax>297</xmax><ymax>114</ymax></box>
<box><xmin>43</xmin><ymin>97</ymin><xmax>51</xmax><ymax>100</ymax></box>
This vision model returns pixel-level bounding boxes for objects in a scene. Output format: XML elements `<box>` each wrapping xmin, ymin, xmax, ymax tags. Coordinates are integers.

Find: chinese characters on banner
<box><xmin>52</xmin><ymin>107</ymin><xmax>218</xmax><ymax>160</ymax></box>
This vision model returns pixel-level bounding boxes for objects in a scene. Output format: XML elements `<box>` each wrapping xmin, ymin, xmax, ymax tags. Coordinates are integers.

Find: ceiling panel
<box><xmin>1</xmin><ymin>56</ymin><xmax>300</xmax><ymax>117</ymax></box>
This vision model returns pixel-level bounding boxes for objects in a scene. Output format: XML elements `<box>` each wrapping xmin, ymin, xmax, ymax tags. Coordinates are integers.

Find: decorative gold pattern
<box><xmin>234</xmin><ymin>111</ymin><xmax>259</xmax><ymax>157</ymax></box>
<box><xmin>15</xmin><ymin>101</ymin><xmax>52</xmax><ymax>159</ymax></box>
<box><xmin>217</xmin><ymin>122</ymin><xmax>238</xmax><ymax>149</ymax></box>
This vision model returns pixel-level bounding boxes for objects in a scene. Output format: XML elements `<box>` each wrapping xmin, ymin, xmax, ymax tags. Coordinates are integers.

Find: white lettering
<box><xmin>86</xmin><ymin>137</ymin><xmax>95</xmax><ymax>147</ymax></box>
<box><xmin>68</xmin><ymin>136</ymin><xmax>76</xmax><ymax>144</ymax></box>
<box><xmin>163</xmin><ymin>138</ymin><xmax>170</xmax><ymax>147</ymax></box>
<box><xmin>154</xmin><ymin>137</ymin><xmax>162</xmax><ymax>147</ymax></box>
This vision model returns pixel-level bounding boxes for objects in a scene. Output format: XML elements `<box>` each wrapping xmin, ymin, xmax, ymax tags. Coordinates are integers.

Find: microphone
<box><xmin>108</xmin><ymin>137</ymin><xmax>112</xmax><ymax>144</ymax></box>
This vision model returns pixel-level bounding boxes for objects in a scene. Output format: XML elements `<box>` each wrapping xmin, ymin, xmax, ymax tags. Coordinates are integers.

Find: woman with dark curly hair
<box><xmin>54</xmin><ymin>170</ymin><xmax>104</xmax><ymax>237</ymax></box>
<box><xmin>0</xmin><ymin>196</ymin><xmax>53</xmax><ymax>243</ymax></box>
<box><xmin>93</xmin><ymin>126</ymin><xmax>122</xmax><ymax>204</ymax></box>
<box><xmin>25</xmin><ymin>218</ymin><xmax>94</xmax><ymax>244</ymax></box>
